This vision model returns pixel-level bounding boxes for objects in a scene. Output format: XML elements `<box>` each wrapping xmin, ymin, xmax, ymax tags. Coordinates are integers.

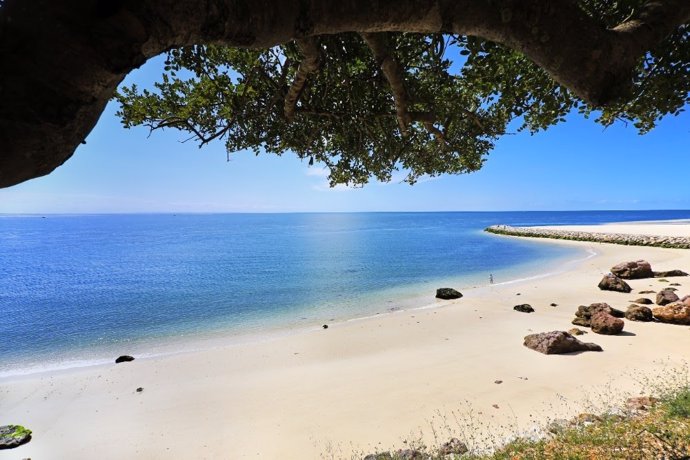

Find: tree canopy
<box><xmin>1</xmin><ymin>0</ymin><xmax>689</xmax><ymax>188</ymax></box>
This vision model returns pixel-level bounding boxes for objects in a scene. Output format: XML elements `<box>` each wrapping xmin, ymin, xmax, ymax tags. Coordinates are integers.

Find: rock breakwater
<box><xmin>485</xmin><ymin>225</ymin><xmax>690</xmax><ymax>249</ymax></box>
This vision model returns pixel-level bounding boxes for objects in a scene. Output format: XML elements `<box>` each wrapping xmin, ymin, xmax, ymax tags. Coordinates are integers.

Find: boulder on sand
<box><xmin>513</xmin><ymin>304</ymin><xmax>534</xmax><ymax>313</ymax></box>
<box><xmin>0</xmin><ymin>425</ymin><xmax>32</xmax><ymax>449</ymax></box>
<box><xmin>435</xmin><ymin>288</ymin><xmax>463</xmax><ymax>300</ymax></box>
<box><xmin>598</xmin><ymin>274</ymin><xmax>632</xmax><ymax>293</ymax></box>
<box><xmin>572</xmin><ymin>302</ymin><xmax>624</xmax><ymax>327</ymax></box>
<box><xmin>115</xmin><ymin>355</ymin><xmax>135</xmax><ymax>364</ymax></box>
<box><xmin>653</xmin><ymin>302</ymin><xmax>690</xmax><ymax>325</ymax></box>
<box><xmin>625</xmin><ymin>305</ymin><xmax>653</xmax><ymax>322</ymax></box>
<box><xmin>590</xmin><ymin>311</ymin><xmax>624</xmax><ymax>335</ymax></box>
<box><xmin>523</xmin><ymin>331</ymin><xmax>603</xmax><ymax>354</ymax></box>
<box><xmin>656</xmin><ymin>289</ymin><xmax>679</xmax><ymax>306</ymax></box>
<box><xmin>611</xmin><ymin>260</ymin><xmax>653</xmax><ymax>279</ymax></box>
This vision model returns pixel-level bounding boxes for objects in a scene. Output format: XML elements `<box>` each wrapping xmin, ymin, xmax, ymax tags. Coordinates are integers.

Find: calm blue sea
<box><xmin>1</xmin><ymin>210</ymin><xmax>689</xmax><ymax>376</ymax></box>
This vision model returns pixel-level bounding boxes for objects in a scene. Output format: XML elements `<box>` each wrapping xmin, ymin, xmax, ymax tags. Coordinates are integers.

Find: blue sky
<box><xmin>1</xmin><ymin>54</ymin><xmax>688</xmax><ymax>213</ymax></box>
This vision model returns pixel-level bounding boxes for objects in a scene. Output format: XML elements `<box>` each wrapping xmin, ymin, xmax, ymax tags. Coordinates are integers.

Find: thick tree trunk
<box><xmin>1</xmin><ymin>0</ymin><xmax>688</xmax><ymax>188</ymax></box>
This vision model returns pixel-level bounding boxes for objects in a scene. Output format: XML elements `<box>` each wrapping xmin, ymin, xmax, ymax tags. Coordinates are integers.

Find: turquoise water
<box><xmin>1</xmin><ymin>210</ymin><xmax>689</xmax><ymax>376</ymax></box>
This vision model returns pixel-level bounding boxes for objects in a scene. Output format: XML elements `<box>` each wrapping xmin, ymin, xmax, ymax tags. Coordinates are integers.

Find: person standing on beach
<box><xmin>489</xmin><ymin>274</ymin><xmax>494</xmax><ymax>284</ymax></box>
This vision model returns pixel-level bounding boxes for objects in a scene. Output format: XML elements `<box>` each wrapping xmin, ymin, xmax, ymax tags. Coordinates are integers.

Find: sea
<box><xmin>1</xmin><ymin>210</ymin><xmax>689</xmax><ymax>378</ymax></box>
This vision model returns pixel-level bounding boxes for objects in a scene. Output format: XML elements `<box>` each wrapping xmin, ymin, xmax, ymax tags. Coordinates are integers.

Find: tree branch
<box><xmin>283</xmin><ymin>37</ymin><xmax>321</xmax><ymax>121</ymax></box>
<box><xmin>360</xmin><ymin>32</ymin><xmax>412</xmax><ymax>135</ymax></box>
<box><xmin>2</xmin><ymin>0</ymin><xmax>689</xmax><ymax>187</ymax></box>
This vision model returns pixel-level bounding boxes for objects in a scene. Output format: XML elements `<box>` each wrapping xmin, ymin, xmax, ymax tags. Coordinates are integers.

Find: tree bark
<box><xmin>1</xmin><ymin>0</ymin><xmax>688</xmax><ymax>187</ymax></box>
<box><xmin>361</xmin><ymin>32</ymin><xmax>412</xmax><ymax>135</ymax></box>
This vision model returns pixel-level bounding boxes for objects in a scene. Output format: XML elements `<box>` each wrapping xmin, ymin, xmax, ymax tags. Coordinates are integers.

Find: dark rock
<box><xmin>633</xmin><ymin>297</ymin><xmax>653</xmax><ymax>305</ymax></box>
<box><xmin>639</xmin><ymin>290</ymin><xmax>656</xmax><ymax>294</ymax></box>
<box><xmin>494</xmin><ymin>380</ymin><xmax>503</xmax><ymax>384</ymax></box>
<box><xmin>0</xmin><ymin>425</ymin><xmax>32</xmax><ymax>449</ymax></box>
<box><xmin>523</xmin><ymin>331</ymin><xmax>602</xmax><ymax>354</ymax></box>
<box><xmin>573</xmin><ymin>303</ymin><xmax>624</xmax><ymax>328</ymax></box>
<box><xmin>550</xmin><ymin>303</ymin><xmax>558</xmax><ymax>307</ymax></box>
<box><xmin>115</xmin><ymin>355</ymin><xmax>134</xmax><ymax>364</ymax></box>
<box><xmin>653</xmin><ymin>270</ymin><xmax>688</xmax><ymax>278</ymax></box>
<box><xmin>665</xmin><ymin>287</ymin><xmax>678</xmax><ymax>292</ymax></box>
<box><xmin>598</xmin><ymin>274</ymin><xmax>632</xmax><ymax>293</ymax></box>
<box><xmin>322</xmin><ymin>324</ymin><xmax>329</xmax><ymax>329</ymax></box>
<box><xmin>653</xmin><ymin>302</ymin><xmax>690</xmax><ymax>325</ymax></box>
<box><xmin>435</xmin><ymin>287</ymin><xmax>463</xmax><ymax>300</ymax></box>
<box><xmin>656</xmin><ymin>289</ymin><xmax>679</xmax><ymax>306</ymax></box>
<box><xmin>611</xmin><ymin>260</ymin><xmax>653</xmax><ymax>279</ymax></box>
<box><xmin>438</xmin><ymin>438</ymin><xmax>468</xmax><ymax>456</ymax></box>
<box><xmin>513</xmin><ymin>304</ymin><xmax>534</xmax><ymax>313</ymax></box>
<box><xmin>670</xmin><ymin>283</ymin><xmax>682</xmax><ymax>286</ymax></box>
<box><xmin>568</xmin><ymin>327</ymin><xmax>587</xmax><ymax>336</ymax></box>
<box><xmin>136</xmin><ymin>387</ymin><xmax>144</xmax><ymax>392</ymax></box>
<box><xmin>625</xmin><ymin>305</ymin><xmax>653</xmax><ymax>322</ymax></box>
<box><xmin>590</xmin><ymin>312</ymin><xmax>624</xmax><ymax>335</ymax></box>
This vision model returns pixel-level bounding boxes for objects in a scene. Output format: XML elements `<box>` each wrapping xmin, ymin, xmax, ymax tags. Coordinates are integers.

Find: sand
<box><xmin>2</xmin><ymin>222</ymin><xmax>690</xmax><ymax>459</ymax></box>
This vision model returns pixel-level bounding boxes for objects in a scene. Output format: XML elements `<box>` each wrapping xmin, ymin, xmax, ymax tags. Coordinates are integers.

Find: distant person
<box><xmin>489</xmin><ymin>274</ymin><xmax>494</xmax><ymax>284</ymax></box>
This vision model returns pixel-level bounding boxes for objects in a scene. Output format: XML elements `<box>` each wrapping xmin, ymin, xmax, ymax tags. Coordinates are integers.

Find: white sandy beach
<box><xmin>2</xmin><ymin>222</ymin><xmax>690</xmax><ymax>459</ymax></box>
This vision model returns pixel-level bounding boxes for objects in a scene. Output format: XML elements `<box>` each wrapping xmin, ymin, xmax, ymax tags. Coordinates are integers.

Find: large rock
<box><xmin>611</xmin><ymin>260</ymin><xmax>653</xmax><ymax>279</ymax></box>
<box><xmin>523</xmin><ymin>331</ymin><xmax>602</xmax><ymax>354</ymax></box>
<box><xmin>435</xmin><ymin>288</ymin><xmax>462</xmax><ymax>300</ymax></box>
<box><xmin>598</xmin><ymin>274</ymin><xmax>632</xmax><ymax>293</ymax></box>
<box><xmin>572</xmin><ymin>302</ymin><xmax>624</xmax><ymax>327</ymax></box>
<box><xmin>0</xmin><ymin>425</ymin><xmax>32</xmax><ymax>449</ymax></box>
<box><xmin>513</xmin><ymin>304</ymin><xmax>534</xmax><ymax>313</ymax></box>
<box><xmin>590</xmin><ymin>312</ymin><xmax>624</xmax><ymax>335</ymax></box>
<box><xmin>653</xmin><ymin>302</ymin><xmax>690</xmax><ymax>325</ymax></box>
<box><xmin>681</xmin><ymin>295</ymin><xmax>690</xmax><ymax>307</ymax></box>
<box><xmin>656</xmin><ymin>289</ymin><xmax>679</xmax><ymax>306</ymax></box>
<box><xmin>625</xmin><ymin>305</ymin><xmax>653</xmax><ymax>322</ymax></box>
<box><xmin>115</xmin><ymin>355</ymin><xmax>135</xmax><ymax>364</ymax></box>
<box><xmin>653</xmin><ymin>270</ymin><xmax>688</xmax><ymax>278</ymax></box>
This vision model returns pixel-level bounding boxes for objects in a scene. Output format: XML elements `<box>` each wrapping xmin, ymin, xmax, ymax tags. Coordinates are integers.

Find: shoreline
<box><xmin>2</xmin><ymin>221</ymin><xmax>690</xmax><ymax>459</ymax></box>
<box><xmin>0</xmin><ymin>239</ymin><xmax>587</xmax><ymax>381</ymax></box>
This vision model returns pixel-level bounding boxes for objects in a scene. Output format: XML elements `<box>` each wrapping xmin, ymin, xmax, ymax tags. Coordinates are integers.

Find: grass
<box><xmin>329</xmin><ymin>367</ymin><xmax>690</xmax><ymax>460</ymax></box>
<box><xmin>9</xmin><ymin>425</ymin><xmax>32</xmax><ymax>439</ymax></box>
<box><xmin>472</xmin><ymin>390</ymin><xmax>690</xmax><ymax>460</ymax></box>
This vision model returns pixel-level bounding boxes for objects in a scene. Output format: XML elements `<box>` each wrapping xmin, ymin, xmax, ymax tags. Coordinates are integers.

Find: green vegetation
<box><xmin>350</xmin><ymin>386</ymin><xmax>690</xmax><ymax>459</ymax></box>
<box><xmin>115</xmin><ymin>1</ymin><xmax>689</xmax><ymax>187</ymax></box>
<box><xmin>8</xmin><ymin>425</ymin><xmax>32</xmax><ymax>439</ymax></box>
<box><xmin>469</xmin><ymin>388</ymin><xmax>690</xmax><ymax>460</ymax></box>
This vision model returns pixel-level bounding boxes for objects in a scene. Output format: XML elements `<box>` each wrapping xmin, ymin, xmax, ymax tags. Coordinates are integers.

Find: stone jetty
<box><xmin>485</xmin><ymin>225</ymin><xmax>690</xmax><ymax>249</ymax></box>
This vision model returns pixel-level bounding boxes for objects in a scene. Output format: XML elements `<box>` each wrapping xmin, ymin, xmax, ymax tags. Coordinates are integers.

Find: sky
<box><xmin>1</xmin><ymin>54</ymin><xmax>689</xmax><ymax>213</ymax></box>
